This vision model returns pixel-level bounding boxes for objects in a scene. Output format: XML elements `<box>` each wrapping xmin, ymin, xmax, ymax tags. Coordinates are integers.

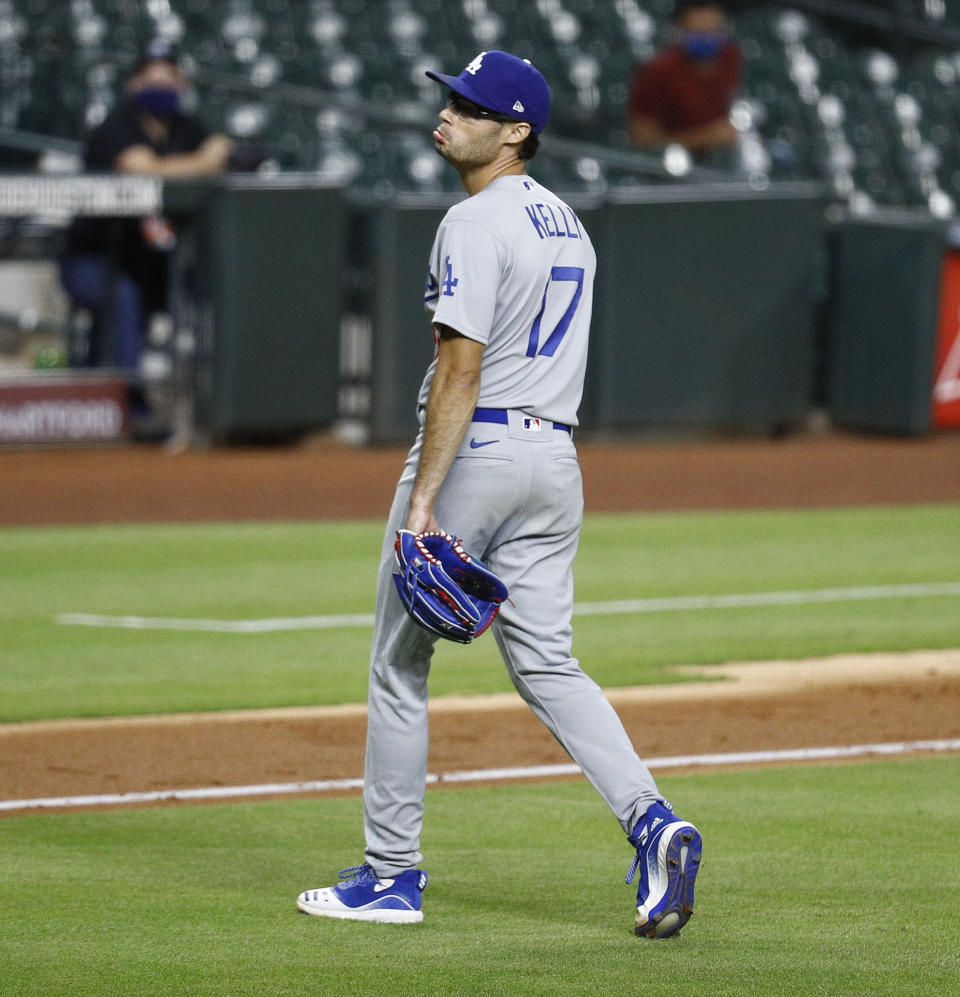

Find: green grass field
<box><xmin>2</xmin><ymin>503</ymin><xmax>959</xmax><ymax>994</ymax></box>
<box><xmin>2</xmin><ymin>504</ymin><xmax>959</xmax><ymax>720</ymax></box>
<box><xmin>3</xmin><ymin>759</ymin><xmax>958</xmax><ymax>995</ymax></box>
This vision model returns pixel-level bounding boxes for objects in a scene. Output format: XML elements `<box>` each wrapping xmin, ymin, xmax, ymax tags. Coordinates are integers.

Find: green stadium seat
<box><xmin>0</xmin><ymin>0</ymin><xmax>951</xmax><ymax>209</ymax></box>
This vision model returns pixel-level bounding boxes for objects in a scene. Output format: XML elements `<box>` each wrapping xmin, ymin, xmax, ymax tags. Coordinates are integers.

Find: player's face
<box><xmin>433</xmin><ymin>93</ymin><xmax>515</xmax><ymax>169</ymax></box>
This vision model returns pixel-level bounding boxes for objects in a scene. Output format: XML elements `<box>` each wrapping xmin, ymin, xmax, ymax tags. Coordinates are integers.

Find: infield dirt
<box><xmin>2</xmin><ymin>431</ymin><xmax>959</xmax><ymax>812</ymax></box>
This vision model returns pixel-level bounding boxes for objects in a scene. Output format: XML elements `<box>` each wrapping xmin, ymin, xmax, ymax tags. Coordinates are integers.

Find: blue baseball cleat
<box><xmin>297</xmin><ymin>864</ymin><xmax>428</xmax><ymax>924</ymax></box>
<box><xmin>626</xmin><ymin>801</ymin><xmax>702</xmax><ymax>938</ymax></box>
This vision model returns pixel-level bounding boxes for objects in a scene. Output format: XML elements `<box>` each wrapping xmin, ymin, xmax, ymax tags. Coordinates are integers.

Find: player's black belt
<box><xmin>473</xmin><ymin>407</ymin><xmax>572</xmax><ymax>434</ymax></box>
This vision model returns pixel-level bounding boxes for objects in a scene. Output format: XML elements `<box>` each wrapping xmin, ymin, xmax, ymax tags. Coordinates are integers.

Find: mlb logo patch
<box><xmin>522</xmin><ymin>417</ymin><xmax>542</xmax><ymax>432</ymax></box>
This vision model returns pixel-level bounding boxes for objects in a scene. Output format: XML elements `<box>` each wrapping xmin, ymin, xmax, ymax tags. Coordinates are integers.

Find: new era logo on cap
<box><xmin>426</xmin><ymin>50</ymin><xmax>552</xmax><ymax>134</ymax></box>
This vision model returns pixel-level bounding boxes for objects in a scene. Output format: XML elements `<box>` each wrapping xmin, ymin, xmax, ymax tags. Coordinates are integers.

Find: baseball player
<box><xmin>297</xmin><ymin>50</ymin><xmax>702</xmax><ymax>938</ymax></box>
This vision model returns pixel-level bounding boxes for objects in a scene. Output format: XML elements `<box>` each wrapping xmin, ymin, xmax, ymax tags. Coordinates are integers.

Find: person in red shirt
<box><xmin>627</xmin><ymin>1</ymin><xmax>741</xmax><ymax>157</ymax></box>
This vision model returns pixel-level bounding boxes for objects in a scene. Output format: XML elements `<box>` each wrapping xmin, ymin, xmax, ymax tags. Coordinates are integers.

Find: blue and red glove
<box><xmin>392</xmin><ymin>530</ymin><xmax>508</xmax><ymax>643</ymax></box>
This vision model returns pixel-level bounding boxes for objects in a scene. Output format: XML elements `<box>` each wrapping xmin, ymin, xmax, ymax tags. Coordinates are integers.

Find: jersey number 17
<box><xmin>526</xmin><ymin>266</ymin><xmax>585</xmax><ymax>358</ymax></box>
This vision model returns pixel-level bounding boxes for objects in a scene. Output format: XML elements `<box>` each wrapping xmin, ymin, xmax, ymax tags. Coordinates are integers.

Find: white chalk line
<box><xmin>3</xmin><ymin>738</ymin><xmax>959</xmax><ymax>814</ymax></box>
<box><xmin>56</xmin><ymin>611</ymin><xmax>378</xmax><ymax>633</ymax></box>
<box><xmin>55</xmin><ymin>582</ymin><xmax>960</xmax><ymax>633</ymax></box>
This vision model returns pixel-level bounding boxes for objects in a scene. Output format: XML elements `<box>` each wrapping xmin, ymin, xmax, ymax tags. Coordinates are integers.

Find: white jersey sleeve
<box><xmin>425</xmin><ymin>219</ymin><xmax>503</xmax><ymax>345</ymax></box>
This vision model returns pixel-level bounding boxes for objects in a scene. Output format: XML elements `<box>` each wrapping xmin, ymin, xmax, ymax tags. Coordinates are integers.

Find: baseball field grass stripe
<box><xmin>4</xmin><ymin>738</ymin><xmax>959</xmax><ymax>813</ymax></box>
<box><xmin>573</xmin><ymin>581</ymin><xmax>960</xmax><ymax>615</ymax></box>
<box><xmin>55</xmin><ymin>611</ymin><xmax>377</xmax><ymax>632</ymax></box>
<box><xmin>54</xmin><ymin>581</ymin><xmax>960</xmax><ymax>632</ymax></box>
<box><xmin>6</xmin><ymin>504</ymin><xmax>958</xmax><ymax>721</ymax></box>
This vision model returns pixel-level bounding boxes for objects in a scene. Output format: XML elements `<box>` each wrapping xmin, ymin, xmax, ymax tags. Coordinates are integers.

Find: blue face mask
<box><xmin>134</xmin><ymin>88</ymin><xmax>180</xmax><ymax>118</ymax></box>
<box><xmin>682</xmin><ymin>32</ymin><xmax>726</xmax><ymax>61</ymax></box>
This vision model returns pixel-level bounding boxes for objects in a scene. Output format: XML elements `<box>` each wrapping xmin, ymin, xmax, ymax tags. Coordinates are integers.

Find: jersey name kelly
<box><xmin>524</xmin><ymin>202</ymin><xmax>582</xmax><ymax>241</ymax></box>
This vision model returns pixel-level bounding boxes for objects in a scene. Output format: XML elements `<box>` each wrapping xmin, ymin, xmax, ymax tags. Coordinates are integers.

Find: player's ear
<box><xmin>503</xmin><ymin>120</ymin><xmax>531</xmax><ymax>153</ymax></box>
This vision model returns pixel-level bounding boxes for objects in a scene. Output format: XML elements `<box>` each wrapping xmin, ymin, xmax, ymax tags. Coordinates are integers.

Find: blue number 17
<box><xmin>526</xmin><ymin>266</ymin><xmax>585</xmax><ymax>358</ymax></box>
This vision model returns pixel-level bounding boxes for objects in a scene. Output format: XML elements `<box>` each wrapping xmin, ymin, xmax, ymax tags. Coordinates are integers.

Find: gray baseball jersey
<box><xmin>361</xmin><ymin>173</ymin><xmax>662</xmax><ymax>878</ymax></box>
<box><xmin>420</xmin><ymin>174</ymin><xmax>594</xmax><ymax>427</ymax></box>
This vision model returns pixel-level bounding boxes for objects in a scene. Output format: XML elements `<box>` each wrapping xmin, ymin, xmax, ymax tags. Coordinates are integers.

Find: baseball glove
<box><xmin>392</xmin><ymin>530</ymin><xmax>509</xmax><ymax>643</ymax></box>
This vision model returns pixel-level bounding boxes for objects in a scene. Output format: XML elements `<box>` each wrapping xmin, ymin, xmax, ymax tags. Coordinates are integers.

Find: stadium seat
<box><xmin>0</xmin><ymin>0</ymin><xmax>953</xmax><ymax>212</ymax></box>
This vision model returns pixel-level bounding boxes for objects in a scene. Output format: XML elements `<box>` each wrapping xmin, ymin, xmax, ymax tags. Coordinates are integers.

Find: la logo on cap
<box><xmin>465</xmin><ymin>52</ymin><xmax>486</xmax><ymax>75</ymax></box>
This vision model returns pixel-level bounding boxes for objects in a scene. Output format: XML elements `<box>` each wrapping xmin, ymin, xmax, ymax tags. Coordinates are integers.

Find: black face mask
<box><xmin>134</xmin><ymin>88</ymin><xmax>180</xmax><ymax>118</ymax></box>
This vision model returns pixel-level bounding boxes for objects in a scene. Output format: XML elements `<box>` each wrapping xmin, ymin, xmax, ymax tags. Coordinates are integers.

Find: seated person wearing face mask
<box><xmin>59</xmin><ymin>39</ymin><xmax>232</xmax><ymax>380</ymax></box>
<box><xmin>627</xmin><ymin>1</ymin><xmax>741</xmax><ymax>157</ymax></box>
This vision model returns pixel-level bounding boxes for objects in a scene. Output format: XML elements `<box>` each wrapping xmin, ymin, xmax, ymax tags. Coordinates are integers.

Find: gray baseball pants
<box><xmin>363</xmin><ymin>412</ymin><xmax>662</xmax><ymax>876</ymax></box>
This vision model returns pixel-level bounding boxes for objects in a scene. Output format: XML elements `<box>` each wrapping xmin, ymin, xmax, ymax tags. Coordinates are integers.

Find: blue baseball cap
<box><xmin>426</xmin><ymin>50</ymin><xmax>551</xmax><ymax>134</ymax></box>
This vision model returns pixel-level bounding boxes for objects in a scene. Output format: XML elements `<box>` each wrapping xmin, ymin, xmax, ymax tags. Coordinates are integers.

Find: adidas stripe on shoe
<box><xmin>626</xmin><ymin>801</ymin><xmax>702</xmax><ymax>939</ymax></box>
<box><xmin>297</xmin><ymin>863</ymin><xmax>427</xmax><ymax>924</ymax></box>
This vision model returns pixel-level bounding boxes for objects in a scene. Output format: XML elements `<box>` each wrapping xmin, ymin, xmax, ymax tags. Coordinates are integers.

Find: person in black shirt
<box><xmin>59</xmin><ymin>39</ymin><xmax>232</xmax><ymax>378</ymax></box>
